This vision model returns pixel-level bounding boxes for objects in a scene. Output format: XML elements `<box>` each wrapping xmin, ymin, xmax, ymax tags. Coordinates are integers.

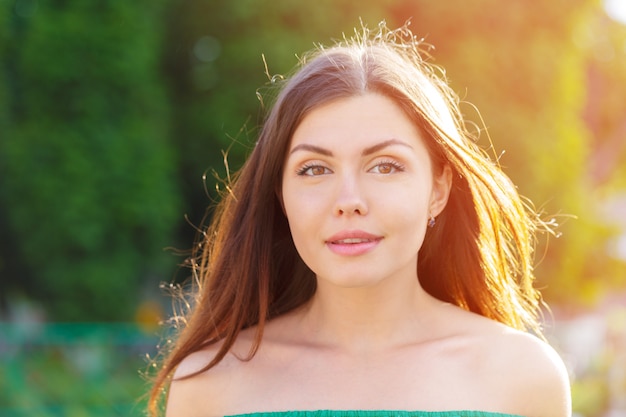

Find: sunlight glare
<box><xmin>604</xmin><ymin>0</ymin><xmax>626</xmax><ymax>24</ymax></box>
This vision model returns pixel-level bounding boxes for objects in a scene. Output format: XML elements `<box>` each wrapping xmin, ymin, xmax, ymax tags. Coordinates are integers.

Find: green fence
<box><xmin>0</xmin><ymin>322</ymin><xmax>160</xmax><ymax>417</ymax></box>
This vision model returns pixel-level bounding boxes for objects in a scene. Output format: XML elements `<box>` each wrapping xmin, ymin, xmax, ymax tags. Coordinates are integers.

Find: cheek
<box><xmin>282</xmin><ymin>179</ymin><xmax>328</xmax><ymax>216</ymax></box>
<box><xmin>378</xmin><ymin>181</ymin><xmax>430</xmax><ymax>215</ymax></box>
<box><xmin>281</xmin><ymin>185</ymin><xmax>330</xmax><ymax>263</ymax></box>
<box><xmin>379</xmin><ymin>187</ymin><xmax>430</xmax><ymax>241</ymax></box>
<box><xmin>282</xmin><ymin>185</ymin><xmax>318</xmax><ymax>235</ymax></box>
<box><xmin>390</xmin><ymin>206</ymin><xmax>428</xmax><ymax>238</ymax></box>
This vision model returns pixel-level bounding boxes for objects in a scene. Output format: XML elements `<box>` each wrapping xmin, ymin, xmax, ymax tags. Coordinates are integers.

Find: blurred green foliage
<box><xmin>0</xmin><ymin>323</ymin><xmax>155</xmax><ymax>416</ymax></box>
<box><xmin>0</xmin><ymin>2</ymin><xmax>181</xmax><ymax>320</ymax></box>
<box><xmin>0</xmin><ymin>0</ymin><xmax>624</xmax><ymax>320</ymax></box>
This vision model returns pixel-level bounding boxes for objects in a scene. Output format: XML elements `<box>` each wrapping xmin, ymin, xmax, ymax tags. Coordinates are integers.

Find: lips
<box><xmin>333</xmin><ymin>237</ymin><xmax>373</xmax><ymax>244</ymax></box>
<box><xmin>326</xmin><ymin>230</ymin><xmax>383</xmax><ymax>256</ymax></box>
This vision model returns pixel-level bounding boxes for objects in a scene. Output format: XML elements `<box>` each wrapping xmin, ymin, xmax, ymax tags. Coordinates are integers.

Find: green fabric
<box><xmin>227</xmin><ymin>411</ymin><xmax>524</xmax><ymax>417</ymax></box>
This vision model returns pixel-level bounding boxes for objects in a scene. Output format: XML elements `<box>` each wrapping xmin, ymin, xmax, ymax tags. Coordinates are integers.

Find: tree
<box><xmin>0</xmin><ymin>1</ymin><xmax>181</xmax><ymax>320</ymax></box>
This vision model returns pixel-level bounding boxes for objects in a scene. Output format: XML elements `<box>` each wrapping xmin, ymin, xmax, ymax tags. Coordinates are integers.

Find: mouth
<box><xmin>330</xmin><ymin>237</ymin><xmax>377</xmax><ymax>244</ymax></box>
<box><xmin>326</xmin><ymin>230</ymin><xmax>382</xmax><ymax>244</ymax></box>
<box><xmin>325</xmin><ymin>231</ymin><xmax>383</xmax><ymax>256</ymax></box>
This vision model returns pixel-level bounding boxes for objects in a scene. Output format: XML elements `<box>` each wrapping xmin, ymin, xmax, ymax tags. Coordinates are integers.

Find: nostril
<box><xmin>335</xmin><ymin>200</ymin><xmax>367</xmax><ymax>216</ymax></box>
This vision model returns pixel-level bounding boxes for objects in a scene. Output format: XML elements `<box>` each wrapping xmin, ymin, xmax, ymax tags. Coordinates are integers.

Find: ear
<box><xmin>429</xmin><ymin>164</ymin><xmax>452</xmax><ymax>217</ymax></box>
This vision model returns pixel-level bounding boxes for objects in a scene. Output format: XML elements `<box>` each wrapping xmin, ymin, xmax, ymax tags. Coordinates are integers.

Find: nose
<box><xmin>334</xmin><ymin>174</ymin><xmax>368</xmax><ymax>216</ymax></box>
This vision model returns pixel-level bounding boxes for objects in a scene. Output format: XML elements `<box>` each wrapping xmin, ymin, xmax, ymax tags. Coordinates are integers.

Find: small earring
<box><xmin>428</xmin><ymin>216</ymin><xmax>436</xmax><ymax>228</ymax></box>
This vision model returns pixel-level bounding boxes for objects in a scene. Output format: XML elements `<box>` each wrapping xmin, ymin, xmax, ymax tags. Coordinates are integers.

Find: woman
<box><xmin>149</xmin><ymin>22</ymin><xmax>571</xmax><ymax>417</ymax></box>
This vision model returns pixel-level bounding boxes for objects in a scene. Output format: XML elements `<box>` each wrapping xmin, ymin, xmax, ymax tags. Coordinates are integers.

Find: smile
<box><xmin>332</xmin><ymin>238</ymin><xmax>374</xmax><ymax>244</ymax></box>
<box><xmin>326</xmin><ymin>231</ymin><xmax>383</xmax><ymax>256</ymax></box>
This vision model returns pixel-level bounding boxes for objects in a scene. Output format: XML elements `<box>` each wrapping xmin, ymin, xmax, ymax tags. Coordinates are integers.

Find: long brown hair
<box><xmin>148</xmin><ymin>22</ymin><xmax>547</xmax><ymax>415</ymax></box>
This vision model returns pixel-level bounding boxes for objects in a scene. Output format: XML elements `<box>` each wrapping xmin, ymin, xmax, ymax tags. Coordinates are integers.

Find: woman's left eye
<box><xmin>369</xmin><ymin>161</ymin><xmax>404</xmax><ymax>174</ymax></box>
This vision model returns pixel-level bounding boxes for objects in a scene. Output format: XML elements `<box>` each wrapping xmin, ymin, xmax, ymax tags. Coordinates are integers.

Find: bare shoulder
<box><xmin>165</xmin><ymin>337</ymin><xmax>253</xmax><ymax>417</ymax></box>
<box><xmin>165</xmin><ymin>347</ymin><xmax>219</xmax><ymax>417</ymax></box>
<box><xmin>164</xmin><ymin>313</ymin><xmax>303</xmax><ymax>417</ymax></box>
<box><xmin>431</xmin><ymin>303</ymin><xmax>570</xmax><ymax>416</ymax></box>
<box><xmin>494</xmin><ymin>329</ymin><xmax>571</xmax><ymax>417</ymax></box>
<box><xmin>458</xmin><ymin>311</ymin><xmax>572</xmax><ymax>417</ymax></box>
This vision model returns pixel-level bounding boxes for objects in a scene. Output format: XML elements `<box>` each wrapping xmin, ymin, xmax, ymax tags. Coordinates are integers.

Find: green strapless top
<box><xmin>227</xmin><ymin>411</ymin><xmax>524</xmax><ymax>417</ymax></box>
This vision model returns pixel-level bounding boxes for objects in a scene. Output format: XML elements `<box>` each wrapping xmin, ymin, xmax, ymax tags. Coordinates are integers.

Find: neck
<box><xmin>297</xmin><ymin>275</ymin><xmax>440</xmax><ymax>353</ymax></box>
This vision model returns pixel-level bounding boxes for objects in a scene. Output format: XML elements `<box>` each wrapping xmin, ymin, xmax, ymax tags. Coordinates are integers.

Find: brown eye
<box><xmin>311</xmin><ymin>166</ymin><xmax>327</xmax><ymax>176</ymax></box>
<box><xmin>377</xmin><ymin>164</ymin><xmax>393</xmax><ymax>174</ymax></box>
<box><xmin>297</xmin><ymin>164</ymin><xmax>332</xmax><ymax>176</ymax></box>
<box><xmin>369</xmin><ymin>161</ymin><xmax>404</xmax><ymax>174</ymax></box>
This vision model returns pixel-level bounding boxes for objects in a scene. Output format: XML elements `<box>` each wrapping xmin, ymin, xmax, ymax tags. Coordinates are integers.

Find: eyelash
<box><xmin>296</xmin><ymin>159</ymin><xmax>405</xmax><ymax>176</ymax></box>
<box><xmin>372</xmin><ymin>159</ymin><xmax>405</xmax><ymax>173</ymax></box>
<box><xmin>296</xmin><ymin>163</ymin><xmax>331</xmax><ymax>176</ymax></box>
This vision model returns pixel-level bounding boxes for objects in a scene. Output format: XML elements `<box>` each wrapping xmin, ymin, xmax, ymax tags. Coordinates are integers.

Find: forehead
<box><xmin>290</xmin><ymin>93</ymin><xmax>425</xmax><ymax>152</ymax></box>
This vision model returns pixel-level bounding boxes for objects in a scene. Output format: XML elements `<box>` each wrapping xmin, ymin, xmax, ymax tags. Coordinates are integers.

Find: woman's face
<box><xmin>281</xmin><ymin>93</ymin><xmax>451</xmax><ymax>290</ymax></box>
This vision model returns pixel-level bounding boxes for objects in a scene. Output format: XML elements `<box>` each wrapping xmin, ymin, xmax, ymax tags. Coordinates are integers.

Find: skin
<box><xmin>281</xmin><ymin>93</ymin><xmax>450</xmax><ymax>295</ymax></box>
<box><xmin>166</xmin><ymin>94</ymin><xmax>572</xmax><ymax>417</ymax></box>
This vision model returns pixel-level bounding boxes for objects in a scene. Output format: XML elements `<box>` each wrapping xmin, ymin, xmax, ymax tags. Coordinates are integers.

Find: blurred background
<box><xmin>0</xmin><ymin>0</ymin><xmax>625</xmax><ymax>416</ymax></box>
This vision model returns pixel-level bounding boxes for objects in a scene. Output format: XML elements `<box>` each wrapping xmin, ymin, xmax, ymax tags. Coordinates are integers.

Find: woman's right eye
<box><xmin>297</xmin><ymin>164</ymin><xmax>332</xmax><ymax>176</ymax></box>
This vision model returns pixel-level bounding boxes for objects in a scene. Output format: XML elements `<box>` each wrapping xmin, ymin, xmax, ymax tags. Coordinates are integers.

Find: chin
<box><xmin>316</xmin><ymin>273</ymin><xmax>388</xmax><ymax>290</ymax></box>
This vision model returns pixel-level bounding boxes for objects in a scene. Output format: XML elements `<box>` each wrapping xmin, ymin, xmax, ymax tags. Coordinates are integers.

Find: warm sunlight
<box><xmin>605</xmin><ymin>0</ymin><xmax>626</xmax><ymax>24</ymax></box>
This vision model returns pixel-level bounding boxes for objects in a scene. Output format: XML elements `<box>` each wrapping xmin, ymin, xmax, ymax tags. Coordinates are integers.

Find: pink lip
<box><xmin>325</xmin><ymin>230</ymin><xmax>383</xmax><ymax>256</ymax></box>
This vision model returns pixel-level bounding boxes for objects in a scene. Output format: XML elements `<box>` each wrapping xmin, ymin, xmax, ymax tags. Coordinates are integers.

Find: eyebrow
<box><xmin>362</xmin><ymin>138</ymin><xmax>413</xmax><ymax>156</ymax></box>
<box><xmin>289</xmin><ymin>138</ymin><xmax>412</xmax><ymax>157</ymax></box>
<box><xmin>289</xmin><ymin>143</ymin><xmax>333</xmax><ymax>156</ymax></box>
